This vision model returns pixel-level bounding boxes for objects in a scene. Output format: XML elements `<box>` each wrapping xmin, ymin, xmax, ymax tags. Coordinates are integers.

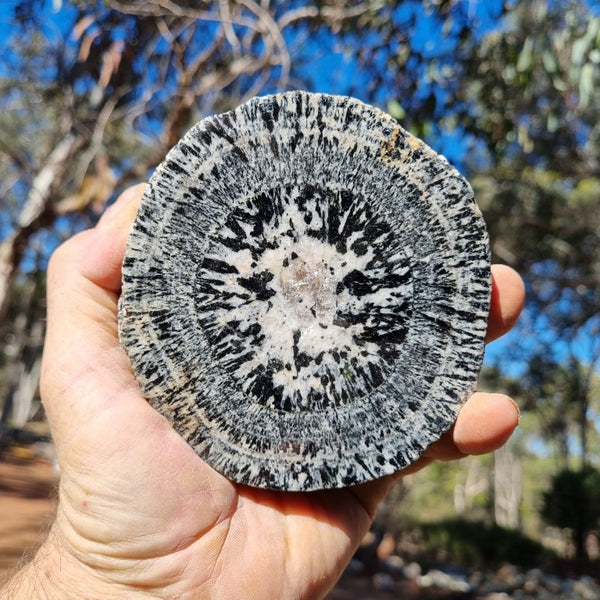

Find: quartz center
<box><xmin>279</xmin><ymin>250</ymin><xmax>337</xmax><ymax>329</ymax></box>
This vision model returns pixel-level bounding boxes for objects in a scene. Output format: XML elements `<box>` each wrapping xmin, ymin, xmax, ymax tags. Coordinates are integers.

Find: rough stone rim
<box><xmin>118</xmin><ymin>91</ymin><xmax>491</xmax><ymax>491</ymax></box>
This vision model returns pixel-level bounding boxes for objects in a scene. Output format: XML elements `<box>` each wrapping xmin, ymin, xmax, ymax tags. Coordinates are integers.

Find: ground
<box><xmin>0</xmin><ymin>457</ymin><xmax>57</xmax><ymax>580</ymax></box>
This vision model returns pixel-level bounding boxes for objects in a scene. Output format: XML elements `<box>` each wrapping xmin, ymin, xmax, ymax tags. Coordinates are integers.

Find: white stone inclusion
<box><xmin>196</xmin><ymin>185</ymin><xmax>413</xmax><ymax>412</ymax></box>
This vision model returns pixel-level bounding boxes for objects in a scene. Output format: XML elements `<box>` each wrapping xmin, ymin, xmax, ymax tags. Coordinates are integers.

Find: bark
<box><xmin>12</xmin><ymin>320</ymin><xmax>44</xmax><ymax>427</ymax></box>
<box><xmin>0</xmin><ymin>132</ymin><xmax>82</xmax><ymax>324</ymax></box>
<box><xmin>0</xmin><ymin>275</ymin><xmax>45</xmax><ymax>437</ymax></box>
<box><xmin>493</xmin><ymin>443</ymin><xmax>522</xmax><ymax>529</ymax></box>
<box><xmin>453</xmin><ymin>457</ymin><xmax>489</xmax><ymax>515</ymax></box>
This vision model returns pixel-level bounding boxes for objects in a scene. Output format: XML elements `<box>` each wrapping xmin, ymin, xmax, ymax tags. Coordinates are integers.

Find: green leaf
<box><xmin>578</xmin><ymin>62</ymin><xmax>594</xmax><ymax>109</ymax></box>
<box><xmin>542</xmin><ymin>50</ymin><xmax>557</xmax><ymax>74</ymax></box>
<box><xmin>552</xmin><ymin>75</ymin><xmax>567</xmax><ymax>91</ymax></box>
<box><xmin>572</xmin><ymin>36</ymin><xmax>589</xmax><ymax>65</ymax></box>
<box><xmin>503</xmin><ymin>64</ymin><xmax>516</xmax><ymax>84</ymax></box>
<box><xmin>572</xmin><ymin>19</ymin><xmax>599</xmax><ymax>65</ymax></box>
<box><xmin>387</xmin><ymin>99</ymin><xmax>405</xmax><ymax>121</ymax></box>
<box><xmin>517</xmin><ymin>36</ymin><xmax>534</xmax><ymax>72</ymax></box>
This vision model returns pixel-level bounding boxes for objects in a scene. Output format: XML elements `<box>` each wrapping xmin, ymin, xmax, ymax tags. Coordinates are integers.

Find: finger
<box><xmin>426</xmin><ymin>392</ymin><xmax>520</xmax><ymax>462</ymax></box>
<box><xmin>83</xmin><ymin>183</ymin><xmax>147</xmax><ymax>292</ymax></box>
<box><xmin>453</xmin><ymin>392</ymin><xmax>519</xmax><ymax>455</ymax></box>
<box><xmin>486</xmin><ymin>264</ymin><xmax>525</xmax><ymax>343</ymax></box>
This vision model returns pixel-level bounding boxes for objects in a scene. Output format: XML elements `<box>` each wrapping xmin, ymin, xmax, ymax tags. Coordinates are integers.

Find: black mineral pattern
<box><xmin>118</xmin><ymin>91</ymin><xmax>491</xmax><ymax>491</ymax></box>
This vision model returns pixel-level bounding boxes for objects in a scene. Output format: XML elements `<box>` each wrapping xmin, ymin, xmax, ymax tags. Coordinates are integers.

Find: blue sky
<box><xmin>0</xmin><ymin>0</ymin><xmax>506</xmax><ymax>178</ymax></box>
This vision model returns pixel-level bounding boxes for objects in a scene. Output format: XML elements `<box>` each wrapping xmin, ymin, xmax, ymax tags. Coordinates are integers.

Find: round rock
<box><xmin>118</xmin><ymin>91</ymin><xmax>490</xmax><ymax>491</ymax></box>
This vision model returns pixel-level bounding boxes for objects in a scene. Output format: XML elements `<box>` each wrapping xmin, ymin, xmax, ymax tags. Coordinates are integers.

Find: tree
<box><xmin>542</xmin><ymin>466</ymin><xmax>600</xmax><ymax>560</ymax></box>
<box><xmin>372</xmin><ymin>0</ymin><xmax>600</xmax><ymax>312</ymax></box>
<box><xmin>1</xmin><ymin>0</ymin><xmax>402</xmax><ymax>324</ymax></box>
<box><xmin>361</xmin><ymin>0</ymin><xmax>600</xmax><ymax>541</ymax></box>
<box><xmin>0</xmin><ymin>270</ymin><xmax>46</xmax><ymax>437</ymax></box>
<box><xmin>462</xmin><ymin>1</ymin><xmax>600</xmax><ymax>361</ymax></box>
<box><xmin>456</xmin><ymin>2</ymin><xmax>600</xmax><ymax>500</ymax></box>
<box><xmin>0</xmin><ymin>0</ymin><xmax>512</xmax><ymax>431</ymax></box>
<box><xmin>521</xmin><ymin>350</ymin><xmax>600</xmax><ymax>470</ymax></box>
<box><xmin>0</xmin><ymin>0</ymin><xmax>397</xmax><ymax>431</ymax></box>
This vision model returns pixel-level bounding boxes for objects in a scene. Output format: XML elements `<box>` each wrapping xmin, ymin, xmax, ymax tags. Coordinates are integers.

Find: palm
<box><xmin>49</xmin><ymin>321</ymin><xmax>378</xmax><ymax>598</ymax></box>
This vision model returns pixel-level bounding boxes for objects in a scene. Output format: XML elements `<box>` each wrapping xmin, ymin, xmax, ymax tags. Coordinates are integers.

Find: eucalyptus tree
<box><xmin>1</xmin><ymin>0</ymin><xmax>501</xmax><ymax>433</ymax></box>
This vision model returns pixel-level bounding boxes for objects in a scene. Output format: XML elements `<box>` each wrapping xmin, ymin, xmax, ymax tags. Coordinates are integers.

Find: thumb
<box><xmin>41</xmin><ymin>184</ymin><xmax>146</xmax><ymax>445</ymax></box>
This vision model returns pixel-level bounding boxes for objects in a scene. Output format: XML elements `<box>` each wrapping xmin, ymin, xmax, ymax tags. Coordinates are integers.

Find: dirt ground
<box><xmin>0</xmin><ymin>457</ymin><xmax>58</xmax><ymax>580</ymax></box>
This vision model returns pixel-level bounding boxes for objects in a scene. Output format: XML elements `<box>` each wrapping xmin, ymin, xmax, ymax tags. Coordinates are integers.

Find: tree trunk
<box><xmin>493</xmin><ymin>443</ymin><xmax>522</xmax><ymax>529</ymax></box>
<box><xmin>12</xmin><ymin>331</ymin><xmax>44</xmax><ymax>427</ymax></box>
<box><xmin>454</xmin><ymin>457</ymin><xmax>489</xmax><ymax>515</ymax></box>
<box><xmin>0</xmin><ymin>132</ymin><xmax>82</xmax><ymax>324</ymax></box>
<box><xmin>0</xmin><ymin>276</ymin><xmax>45</xmax><ymax>438</ymax></box>
<box><xmin>1</xmin><ymin>294</ymin><xmax>31</xmax><ymax>432</ymax></box>
<box><xmin>579</xmin><ymin>396</ymin><xmax>588</xmax><ymax>470</ymax></box>
<box><xmin>574</xmin><ymin>526</ymin><xmax>587</xmax><ymax>561</ymax></box>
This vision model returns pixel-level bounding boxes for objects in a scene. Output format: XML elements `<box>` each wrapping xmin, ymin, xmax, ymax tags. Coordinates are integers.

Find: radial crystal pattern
<box><xmin>118</xmin><ymin>91</ymin><xmax>491</xmax><ymax>491</ymax></box>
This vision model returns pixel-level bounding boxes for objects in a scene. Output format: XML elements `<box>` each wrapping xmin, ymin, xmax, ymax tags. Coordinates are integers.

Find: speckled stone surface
<box><xmin>118</xmin><ymin>91</ymin><xmax>490</xmax><ymax>491</ymax></box>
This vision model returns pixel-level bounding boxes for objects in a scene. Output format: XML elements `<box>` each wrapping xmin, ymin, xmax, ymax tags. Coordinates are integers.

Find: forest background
<box><xmin>1</xmin><ymin>0</ymin><xmax>599</xmax><ymax>568</ymax></box>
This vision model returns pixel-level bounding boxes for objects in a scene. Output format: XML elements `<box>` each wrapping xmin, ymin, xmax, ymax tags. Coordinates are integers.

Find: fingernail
<box><xmin>509</xmin><ymin>396</ymin><xmax>521</xmax><ymax>423</ymax></box>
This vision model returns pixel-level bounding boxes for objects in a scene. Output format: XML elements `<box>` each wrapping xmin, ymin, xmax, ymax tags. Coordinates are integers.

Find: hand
<box><xmin>2</xmin><ymin>185</ymin><xmax>524</xmax><ymax>600</ymax></box>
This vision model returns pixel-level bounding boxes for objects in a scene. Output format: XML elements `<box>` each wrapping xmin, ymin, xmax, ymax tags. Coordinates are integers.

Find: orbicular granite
<box><xmin>118</xmin><ymin>91</ymin><xmax>491</xmax><ymax>491</ymax></box>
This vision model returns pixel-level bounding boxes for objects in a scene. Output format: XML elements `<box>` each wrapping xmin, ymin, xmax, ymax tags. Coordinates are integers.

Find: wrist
<box><xmin>0</xmin><ymin>528</ymin><xmax>65</xmax><ymax>600</ymax></box>
<box><xmin>1</xmin><ymin>525</ymin><xmax>151</xmax><ymax>600</ymax></box>
<box><xmin>0</xmin><ymin>561</ymin><xmax>50</xmax><ymax>600</ymax></box>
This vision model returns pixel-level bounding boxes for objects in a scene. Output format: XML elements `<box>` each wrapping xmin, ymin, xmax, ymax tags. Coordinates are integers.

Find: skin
<box><xmin>1</xmin><ymin>185</ymin><xmax>525</xmax><ymax>600</ymax></box>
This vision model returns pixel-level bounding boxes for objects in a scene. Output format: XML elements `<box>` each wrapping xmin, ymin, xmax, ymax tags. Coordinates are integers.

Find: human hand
<box><xmin>2</xmin><ymin>184</ymin><xmax>524</xmax><ymax>600</ymax></box>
